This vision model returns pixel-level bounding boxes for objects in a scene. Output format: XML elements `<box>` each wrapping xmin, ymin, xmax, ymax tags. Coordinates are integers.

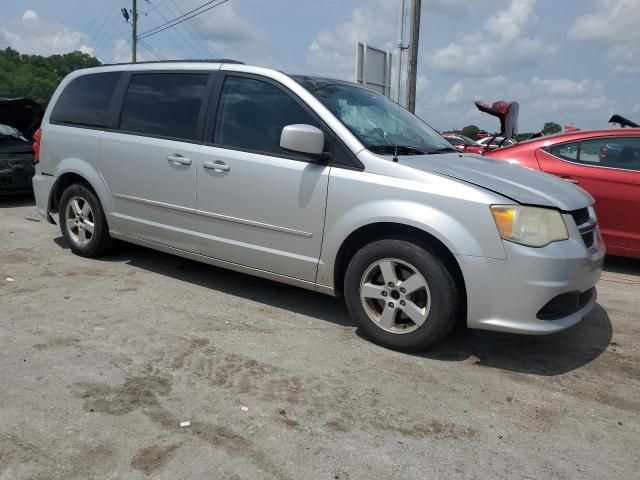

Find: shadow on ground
<box><xmin>0</xmin><ymin>192</ymin><xmax>34</xmax><ymax>208</ymax></box>
<box><xmin>54</xmin><ymin>236</ymin><xmax>613</xmax><ymax>376</ymax></box>
<box><xmin>418</xmin><ymin>304</ymin><xmax>611</xmax><ymax>376</ymax></box>
<box><xmin>604</xmin><ymin>255</ymin><xmax>640</xmax><ymax>276</ymax></box>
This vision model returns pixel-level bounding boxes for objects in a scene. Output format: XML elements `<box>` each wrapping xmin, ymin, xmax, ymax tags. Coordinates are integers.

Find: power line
<box><xmin>137</xmin><ymin>0</ymin><xmax>230</xmax><ymax>40</ymax></box>
<box><xmin>166</xmin><ymin>0</ymin><xmax>216</xmax><ymax>58</ymax></box>
<box><xmin>92</xmin><ymin>11</ymin><xmax>124</xmax><ymax>58</ymax></box>
<box><xmin>85</xmin><ymin>1</ymin><xmax>112</xmax><ymax>37</ymax></box>
<box><xmin>96</xmin><ymin>21</ymin><xmax>128</xmax><ymax>61</ymax></box>
<box><xmin>151</xmin><ymin>4</ymin><xmax>207</xmax><ymax>58</ymax></box>
<box><xmin>138</xmin><ymin>38</ymin><xmax>166</xmax><ymax>60</ymax></box>
<box><xmin>138</xmin><ymin>0</ymin><xmax>219</xmax><ymax>36</ymax></box>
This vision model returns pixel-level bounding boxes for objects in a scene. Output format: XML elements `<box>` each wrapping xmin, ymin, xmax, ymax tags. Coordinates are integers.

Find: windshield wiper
<box><xmin>424</xmin><ymin>147</ymin><xmax>458</xmax><ymax>154</ymax></box>
<box><xmin>368</xmin><ymin>144</ymin><xmax>425</xmax><ymax>155</ymax></box>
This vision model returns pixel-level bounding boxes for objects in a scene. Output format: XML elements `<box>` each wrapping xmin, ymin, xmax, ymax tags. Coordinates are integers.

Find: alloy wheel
<box><xmin>359</xmin><ymin>258</ymin><xmax>431</xmax><ymax>334</ymax></box>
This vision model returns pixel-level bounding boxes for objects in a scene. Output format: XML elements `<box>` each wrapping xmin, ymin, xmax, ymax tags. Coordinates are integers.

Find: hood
<box><xmin>399</xmin><ymin>153</ymin><xmax>592</xmax><ymax>211</ymax></box>
<box><xmin>0</xmin><ymin>98</ymin><xmax>44</xmax><ymax>139</ymax></box>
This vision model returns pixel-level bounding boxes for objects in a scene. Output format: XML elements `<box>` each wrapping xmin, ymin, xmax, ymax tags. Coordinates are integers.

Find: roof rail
<box><xmin>102</xmin><ymin>59</ymin><xmax>244</xmax><ymax>67</ymax></box>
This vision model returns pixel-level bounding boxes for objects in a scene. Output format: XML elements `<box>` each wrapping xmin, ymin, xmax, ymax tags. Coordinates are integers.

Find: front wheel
<box><xmin>344</xmin><ymin>239</ymin><xmax>460</xmax><ymax>352</ymax></box>
<box><xmin>59</xmin><ymin>184</ymin><xmax>113</xmax><ymax>257</ymax></box>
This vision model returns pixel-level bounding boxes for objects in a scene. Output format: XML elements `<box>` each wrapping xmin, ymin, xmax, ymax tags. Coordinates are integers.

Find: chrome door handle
<box><xmin>167</xmin><ymin>154</ymin><xmax>192</xmax><ymax>166</ymax></box>
<box><xmin>203</xmin><ymin>161</ymin><xmax>230</xmax><ymax>172</ymax></box>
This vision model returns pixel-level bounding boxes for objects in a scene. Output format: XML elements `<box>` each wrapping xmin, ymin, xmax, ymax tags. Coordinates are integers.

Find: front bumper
<box><xmin>457</xmin><ymin>231</ymin><xmax>605</xmax><ymax>334</ymax></box>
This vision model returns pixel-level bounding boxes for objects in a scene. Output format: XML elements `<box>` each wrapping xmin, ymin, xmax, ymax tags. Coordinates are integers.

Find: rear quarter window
<box><xmin>50</xmin><ymin>72</ymin><xmax>121</xmax><ymax>128</ymax></box>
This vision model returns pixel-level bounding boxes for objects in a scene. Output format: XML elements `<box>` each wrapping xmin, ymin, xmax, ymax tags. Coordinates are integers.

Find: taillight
<box><xmin>33</xmin><ymin>128</ymin><xmax>42</xmax><ymax>165</ymax></box>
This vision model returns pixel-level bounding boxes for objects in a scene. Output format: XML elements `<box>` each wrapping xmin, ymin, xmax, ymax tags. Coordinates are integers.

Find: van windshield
<box><xmin>292</xmin><ymin>76</ymin><xmax>456</xmax><ymax>156</ymax></box>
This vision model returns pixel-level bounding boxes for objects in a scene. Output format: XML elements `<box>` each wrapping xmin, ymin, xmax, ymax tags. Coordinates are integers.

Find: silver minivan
<box><xmin>32</xmin><ymin>61</ymin><xmax>604</xmax><ymax>351</ymax></box>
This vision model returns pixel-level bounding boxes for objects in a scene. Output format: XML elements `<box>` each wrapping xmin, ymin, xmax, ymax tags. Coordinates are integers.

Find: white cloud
<box><xmin>427</xmin><ymin>0</ymin><xmax>554</xmax><ymax>76</ymax></box>
<box><xmin>569</xmin><ymin>0</ymin><xmax>640</xmax><ymax>74</ymax></box>
<box><xmin>421</xmin><ymin>75</ymin><xmax>613</xmax><ymax>132</ymax></box>
<box><xmin>633</xmin><ymin>104</ymin><xmax>640</xmax><ymax>114</ymax></box>
<box><xmin>306</xmin><ymin>0</ymin><xmax>398</xmax><ymax>80</ymax></box>
<box><xmin>21</xmin><ymin>10</ymin><xmax>38</xmax><ymax>21</ymax></box>
<box><xmin>0</xmin><ymin>10</ymin><xmax>92</xmax><ymax>56</ymax></box>
<box><xmin>304</xmin><ymin>0</ymin><xmax>498</xmax><ymax>83</ymax></box>
<box><xmin>530</xmin><ymin>77</ymin><xmax>599</xmax><ymax>97</ymax></box>
<box><xmin>185</xmin><ymin>1</ymin><xmax>270</xmax><ymax>65</ymax></box>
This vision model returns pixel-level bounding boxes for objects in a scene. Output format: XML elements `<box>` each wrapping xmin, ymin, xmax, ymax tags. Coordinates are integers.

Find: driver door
<box><xmin>195</xmin><ymin>74</ymin><xmax>331</xmax><ymax>282</ymax></box>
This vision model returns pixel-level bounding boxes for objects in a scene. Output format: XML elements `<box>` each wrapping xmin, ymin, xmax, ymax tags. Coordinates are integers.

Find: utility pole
<box><xmin>396</xmin><ymin>0</ymin><xmax>407</xmax><ymax>104</ymax></box>
<box><xmin>405</xmin><ymin>0</ymin><xmax>421</xmax><ymax>113</ymax></box>
<box><xmin>131</xmin><ymin>0</ymin><xmax>138</xmax><ymax>63</ymax></box>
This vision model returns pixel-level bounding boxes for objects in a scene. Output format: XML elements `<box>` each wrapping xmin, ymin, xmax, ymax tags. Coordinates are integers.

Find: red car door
<box><xmin>536</xmin><ymin>136</ymin><xmax>640</xmax><ymax>258</ymax></box>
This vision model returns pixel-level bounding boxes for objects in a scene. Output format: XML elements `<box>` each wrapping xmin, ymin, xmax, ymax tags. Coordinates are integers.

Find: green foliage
<box><xmin>461</xmin><ymin>124</ymin><xmax>480</xmax><ymax>139</ymax></box>
<box><xmin>542</xmin><ymin>121</ymin><xmax>562</xmax><ymax>135</ymax></box>
<box><xmin>0</xmin><ymin>47</ymin><xmax>101</xmax><ymax>104</ymax></box>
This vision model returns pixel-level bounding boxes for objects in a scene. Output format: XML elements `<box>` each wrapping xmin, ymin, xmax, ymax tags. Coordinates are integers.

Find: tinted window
<box><xmin>579</xmin><ymin>138</ymin><xmax>640</xmax><ymax>170</ymax></box>
<box><xmin>120</xmin><ymin>73</ymin><xmax>208</xmax><ymax>141</ymax></box>
<box><xmin>550</xmin><ymin>142</ymin><xmax>579</xmax><ymax>161</ymax></box>
<box><xmin>550</xmin><ymin>138</ymin><xmax>640</xmax><ymax>171</ymax></box>
<box><xmin>214</xmin><ymin>76</ymin><xmax>321</xmax><ymax>156</ymax></box>
<box><xmin>50</xmin><ymin>72</ymin><xmax>120</xmax><ymax>128</ymax></box>
<box><xmin>445</xmin><ymin>136</ymin><xmax>463</xmax><ymax>146</ymax></box>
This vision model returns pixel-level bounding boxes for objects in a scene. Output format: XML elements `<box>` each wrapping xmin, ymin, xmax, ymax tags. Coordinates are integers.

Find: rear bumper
<box><xmin>457</xmin><ymin>233</ymin><xmax>605</xmax><ymax>334</ymax></box>
<box><xmin>32</xmin><ymin>171</ymin><xmax>57</xmax><ymax>223</ymax></box>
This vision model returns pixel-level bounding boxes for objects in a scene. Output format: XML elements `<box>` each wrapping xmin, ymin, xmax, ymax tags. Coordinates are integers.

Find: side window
<box><xmin>550</xmin><ymin>142</ymin><xmax>579</xmax><ymax>161</ymax></box>
<box><xmin>214</xmin><ymin>76</ymin><xmax>321</xmax><ymax>157</ymax></box>
<box><xmin>578</xmin><ymin>138</ymin><xmax>640</xmax><ymax>171</ymax></box>
<box><xmin>119</xmin><ymin>73</ymin><xmax>208</xmax><ymax>141</ymax></box>
<box><xmin>50</xmin><ymin>72</ymin><xmax>121</xmax><ymax>128</ymax></box>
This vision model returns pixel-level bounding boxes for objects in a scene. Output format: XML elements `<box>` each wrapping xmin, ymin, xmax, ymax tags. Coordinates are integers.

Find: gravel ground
<box><xmin>1</xmin><ymin>193</ymin><xmax>638</xmax><ymax>480</ymax></box>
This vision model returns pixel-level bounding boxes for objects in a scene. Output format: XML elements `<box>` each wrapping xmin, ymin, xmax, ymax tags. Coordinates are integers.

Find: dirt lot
<box><xmin>1</xmin><ymin>194</ymin><xmax>639</xmax><ymax>479</ymax></box>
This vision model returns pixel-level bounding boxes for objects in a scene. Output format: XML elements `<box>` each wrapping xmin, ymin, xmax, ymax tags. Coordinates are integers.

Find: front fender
<box><xmin>317</xmin><ymin>199</ymin><xmax>506</xmax><ymax>289</ymax></box>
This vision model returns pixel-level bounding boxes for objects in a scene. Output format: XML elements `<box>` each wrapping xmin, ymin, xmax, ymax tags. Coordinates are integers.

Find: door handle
<box><xmin>203</xmin><ymin>161</ymin><xmax>231</xmax><ymax>172</ymax></box>
<box><xmin>561</xmin><ymin>176</ymin><xmax>579</xmax><ymax>184</ymax></box>
<box><xmin>167</xmin><ymin>154</ymin><xmax>192</xmax><ymax>166</ymax></box>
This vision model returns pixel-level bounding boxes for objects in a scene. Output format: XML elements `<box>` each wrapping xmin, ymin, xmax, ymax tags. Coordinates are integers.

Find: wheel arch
<box><xmin>48</xmin><ymin>161</ymin><xmax>111</xmax><ymax>226</ymax></box>
<box><xmin>331</xmin><ymin>222</ymin><xmax>467</xmax><ymax>318</ymax></box>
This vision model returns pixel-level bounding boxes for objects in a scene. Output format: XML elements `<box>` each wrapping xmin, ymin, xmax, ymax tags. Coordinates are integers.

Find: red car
<box><xmin>487</xmin><ymin>129</ymin><xmax>640</xmax><ymax>258</ymax></box>
<box><xmin>442</xmin><ymin>134</ymin><xmax>485</xmax><ymax>154</ymax></box>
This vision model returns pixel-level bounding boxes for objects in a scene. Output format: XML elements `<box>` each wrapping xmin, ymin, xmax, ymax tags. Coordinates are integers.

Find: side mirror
<box><xmin>280</xmin><ymin>124</ymin><xmax>325</xmax><ymax>157</ymax></box>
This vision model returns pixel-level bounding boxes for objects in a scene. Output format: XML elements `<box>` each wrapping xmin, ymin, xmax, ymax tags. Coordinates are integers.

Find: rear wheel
<box><xmin>60</xmin><ymin>184</ymin><xmax>113</xmax><ymax>257</ymax></box>
<box><xmin>344</xmin><ymin>239</ymin><xmax>459</xmax><ymax>352</ymax></box>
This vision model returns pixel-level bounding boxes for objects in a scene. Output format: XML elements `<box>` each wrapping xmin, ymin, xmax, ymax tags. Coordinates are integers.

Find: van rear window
<box><xmin>50</xmin><ymin>72</ymin><xmax>121</xmax><ymax>128</ymax></box>
<box><xmin>119</xmin><ymin>73</ymin><xmax>208</xmax><ymax>141</ymax></box>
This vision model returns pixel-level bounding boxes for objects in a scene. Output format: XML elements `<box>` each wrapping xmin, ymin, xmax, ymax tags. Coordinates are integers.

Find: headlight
<box><xmin>491</xmin><ymin>205</ymin><xmax>568</xmax><ymax>247</ymax></box>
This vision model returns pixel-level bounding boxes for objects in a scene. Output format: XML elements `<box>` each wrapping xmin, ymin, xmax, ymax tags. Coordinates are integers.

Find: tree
<box><xmin>0</xmin><ymin>47</ymin><xmax>100</xmax><ymax>104</ymax></box>
<box><xmin>461</xmin><ymin>125</ymin><xmax>480</xmax><ymax>139</ymax></box>
<box><xmin>542</xmin><ymin>122</ymin><xmax>562</xmax><ymax>135</ymax></box>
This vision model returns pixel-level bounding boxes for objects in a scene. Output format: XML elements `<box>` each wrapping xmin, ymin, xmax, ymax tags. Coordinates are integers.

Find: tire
<box><xmin>344</xmin><ymin>239</ymin><xmax>460</xmax><ymax>352</ymax></box>
<box><xmin>59</xmin><ymin>183</ymin><xmax>113</xmax><ymax>257</ymax></box>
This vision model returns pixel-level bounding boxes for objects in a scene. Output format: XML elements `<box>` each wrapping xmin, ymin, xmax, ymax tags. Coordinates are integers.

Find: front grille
<box><xmin>570</xmin><ymin>208</ymin><xmax>590</xmax><ymax>226</ymax></box>
<box><xmin>582</xmin><ymin>231</ymin><xmax>595</xmax><ymax>248</ymax></box>
<box><xmin>569</xmin><ymin>208</ymin><xmax>596</xmax><ymax>248</ymax></box>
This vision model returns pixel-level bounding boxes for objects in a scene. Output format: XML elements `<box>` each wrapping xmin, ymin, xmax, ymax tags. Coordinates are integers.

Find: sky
<box><xmin>1</xmin><ymin>0</ymin><xmax>639</xmax><ymax>132</ymax></box>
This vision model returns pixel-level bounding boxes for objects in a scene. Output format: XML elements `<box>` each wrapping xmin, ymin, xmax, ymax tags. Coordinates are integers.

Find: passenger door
<box><xmin>536</xmin><ymin>137</ymin><xmax>640</xmax><ymax>254</ymax></box>
<box><xmin>196</xmin><ymin>74</ymin><xmax>330</xmax><ymax>282</ymax></box>
<box><xmin>100</xmin><ymin>72</ymin><xmax>213</xmax><ymax>252</ymax></box>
